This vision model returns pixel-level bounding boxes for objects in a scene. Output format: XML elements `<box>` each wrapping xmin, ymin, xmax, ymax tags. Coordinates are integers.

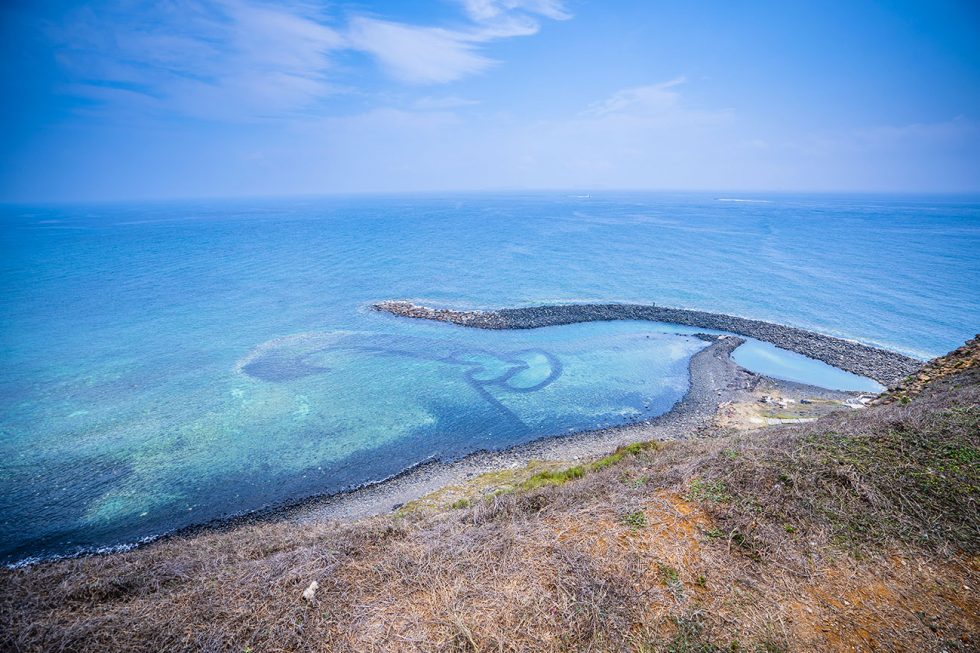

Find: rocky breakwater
<box><xmin>374</xmin><ymin>300</ymin><xmax>923</xmax><ymax>386</ymax></box>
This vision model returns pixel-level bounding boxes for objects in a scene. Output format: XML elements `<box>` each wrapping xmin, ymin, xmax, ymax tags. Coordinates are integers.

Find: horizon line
<box><xmin>4</xmin><ymin>187</ymin><xmax>980</xmax><ymax>207</ymax></box>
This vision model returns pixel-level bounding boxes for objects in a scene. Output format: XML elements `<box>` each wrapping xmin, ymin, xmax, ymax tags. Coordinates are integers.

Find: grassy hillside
<box><xmin>1</xmin><ymin>342</ymin><xmax>977</xmax><ymax>652</ymax></box>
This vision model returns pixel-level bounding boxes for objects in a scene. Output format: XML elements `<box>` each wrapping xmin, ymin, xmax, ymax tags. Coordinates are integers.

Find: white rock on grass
<box><xmin>302</xmin><ymin>581</ymin><xmax>318</xmax><ymax>602</ymax></box>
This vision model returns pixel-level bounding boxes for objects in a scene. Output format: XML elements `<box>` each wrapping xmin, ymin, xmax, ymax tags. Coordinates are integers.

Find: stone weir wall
<box><xmin>374</xmin><ymin>301</ymin><xmax>923</xmax><ymax>387</ymax></box>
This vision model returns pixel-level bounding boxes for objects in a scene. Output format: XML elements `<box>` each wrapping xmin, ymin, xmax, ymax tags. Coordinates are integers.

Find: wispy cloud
<box><xmin>55</xmin><ymin>0</ymin><xmax>344</xmax><ymax>120</ymax></box>
<box><xmin>578</xmin><ymin>78</ymin><xmax>733</xmax><ymax>129</ymax></box>
<box><xmin>458</xmin><ymin>0</ymin><xmax>572</xmax><ymax>22</ymax></box>
<box><xmin>345</xmin><ymin>1</ymin><xmax>571</xmax><ymax>84</ymax></box>
<box><xmin>497</xmin><ymin>79</ymin><xmax>737</xmax><ymax>185</ymax></box>
<box><xmin>456</xmin><ymin>0</ymin><xmax>571</xmax><ymax>39</ymax></box>
<box><xmin>346</xmin><ymin>18</ymin><xmax>495</xmax><ymax>84</ymax></box>
<box><xmin>270</xmin><ymin>77</ymin><xmax>741</xmax><ymax>194</ymax></box>
<box><xmin>51</xmin><ymin>0</ymin><xmax>570</xmax><ymax>120</ymax></box>
<box><xmin>584</xmin><ymin>78</ymin><xmax>688</xmax><ymax>117</ymax></box>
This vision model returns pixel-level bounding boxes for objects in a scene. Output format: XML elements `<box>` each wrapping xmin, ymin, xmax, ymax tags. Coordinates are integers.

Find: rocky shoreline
<box><xmin>287</xmin><ymin>334</ymin><xmax>754</xmax><ymax>523</ymax></box>
<box><xmin>9</xmin><ymin>335</ymin><xmax>755</xmax><ymax>566</ymax></box>
<box><xmin>9</xmin><ymin>306</ymin><xmax>923</xmax><ymax>565</ymax></box>
<box><xmin>10</xmin><ymin>329</ymin><xmax>876</xmax><ymax>566</ymax></box>
<box><xmin>288</xmin><ymin>333</ymin><xmax>863</xmax><ymax>524</ymax></box>
<box><xmin>375</xmin><ymin>300</ymin><xmax>922</xmax><ymax>386</ymax></box>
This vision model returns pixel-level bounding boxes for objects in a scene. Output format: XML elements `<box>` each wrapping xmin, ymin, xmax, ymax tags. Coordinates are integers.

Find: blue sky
<box><xmin>1</xmin><ymin>0</ymin><xmax>978</xmax><ymax>201</ymax></box>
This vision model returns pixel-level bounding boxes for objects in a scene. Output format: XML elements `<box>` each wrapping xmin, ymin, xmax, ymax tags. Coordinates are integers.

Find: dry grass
<box><xmin>1</xmin><ymin>368</ymin><xmax>977</xmax><ymax>652</ymax></box>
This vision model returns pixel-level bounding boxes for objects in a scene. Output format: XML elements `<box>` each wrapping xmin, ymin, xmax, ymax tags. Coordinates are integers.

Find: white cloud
<box><xmin>346</xmin><ymin>1</ymin><xmax>570</xmax><ymax>85</ymax></box>
<box><xmin>226</xmin><ymin>2</ymin><xmax>344</xmax><ymax>72</ymax></box>
<box><xmin>56</xmin><ymin>0</ymin><xmax>344</xmax><ymax>120</ymax></box>
<box><xmin>458</xmin><ymin>0</ymin><xmax>570</xmax><ymax>40</ymax></box>
<box><xmin>489</xmin><ymin>79</ymin><xmax>739</xmax><ymax>188</ymax></box>
<box><xmin>459</xmin><ymin>0</ymin><xmax>571</xmax><ymax>22</ymax></box>
<box><xmin>52</xmin><ymin>0</ymin><xmax>571</xmax><ymax>119</ymax></box>
<box><xmin>584</xmin><ymin>78</ymin><xmax>687</xmax><ymax>117</ymax></box>
<box><xmin>346</xmin><ymin>18</ymin><xmax>494</xmax><ymax>84</ymax></box>
<box><xmin>269</xmin><ymin>78</ymin><xmax>741</xmax><ymax>194</ymax></box>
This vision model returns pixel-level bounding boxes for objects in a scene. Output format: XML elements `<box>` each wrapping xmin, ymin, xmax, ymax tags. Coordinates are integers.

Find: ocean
<box><xmin>1</xmin><ymin>192</ymin><xmax>977</xmax><ymax>563</ymax></box>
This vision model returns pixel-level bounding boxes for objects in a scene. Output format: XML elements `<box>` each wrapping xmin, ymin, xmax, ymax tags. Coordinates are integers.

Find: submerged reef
<box><xmin>236</xmin><ymin>331</ymin><xmax>564</xmax><ymax>435</ymax></box>
<box><xmin>375</xmin><ymin>300</ymin><xmax>922</xmax><ymax>386</ymax></box>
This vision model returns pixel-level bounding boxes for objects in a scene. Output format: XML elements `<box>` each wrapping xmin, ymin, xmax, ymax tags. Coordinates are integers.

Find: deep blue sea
<box><xmin>1</xmin><ymin>192</ymin><xmax>978</xmax><ymax>564</ymax></box>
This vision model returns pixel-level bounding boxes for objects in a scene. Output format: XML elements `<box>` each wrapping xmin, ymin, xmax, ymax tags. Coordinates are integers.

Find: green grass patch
<box><xmin>658</xmin><ymin>563</ymin><xmax>680</xmax><ymax>586</ymax></box>
<box><xmin>686</xmin><ymin>479</ymin><xmax>731</xmax><ymax>503</ymax></box>
<box><xmin>694</xmin><ymin>402</ymin><xmax>980</xmax><ymax>556</ymax></box>
<box><xmin>804</xmin><ymin>406</ymin><xmax>980</xmax><ymax>548</ymax></box>
<box><xmin>519</xmin><ymin>465</ymin><xmax>585</xmax><ymax>491</ymax></box>
<box><xmin>416</xmin><ymin>441</ymin><xmax>662</xmax><ymax>510</ymax></box>
<box><xmin>490</xmin><ymin>441</ymin><xmax>660</xmax><ymax>497</ymax></box>
<box><xmin>623</xmin><ymin>510</ymin><xmax>648</xmax><ymax>530</ymax></box>
<box><xmin>592</xmin><ymin>440</ymin><xmax>660</xmax><ymax>472</ymax></box>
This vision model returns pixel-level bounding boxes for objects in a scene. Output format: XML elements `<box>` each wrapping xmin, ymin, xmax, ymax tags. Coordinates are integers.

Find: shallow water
<box><xmin>1</xmin><ymin>192</ymin><xmax>977</xmax><ymax>563</ymax></box>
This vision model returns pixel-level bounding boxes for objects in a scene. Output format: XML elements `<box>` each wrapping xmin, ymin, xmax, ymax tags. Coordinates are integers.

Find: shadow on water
<box><xmin>240</xmin><ymin>333</ymin><xmax>563</xmax><ymax>435</ymax></box>
<box><xmin>4</xmin><ymin>328</ymin><xmax>692</xmax><ymax>565</ymax></box>
<box><xmin>0</xmin><ymin>370</ymin><xmax>564</xmax><ymax>565</ymax></box>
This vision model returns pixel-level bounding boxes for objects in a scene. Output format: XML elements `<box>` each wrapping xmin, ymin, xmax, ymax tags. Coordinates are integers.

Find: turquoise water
<box><xmin>1</xmin><ymin>192</ymin><xmax>978</xmax><ymax>563</ymax></box>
